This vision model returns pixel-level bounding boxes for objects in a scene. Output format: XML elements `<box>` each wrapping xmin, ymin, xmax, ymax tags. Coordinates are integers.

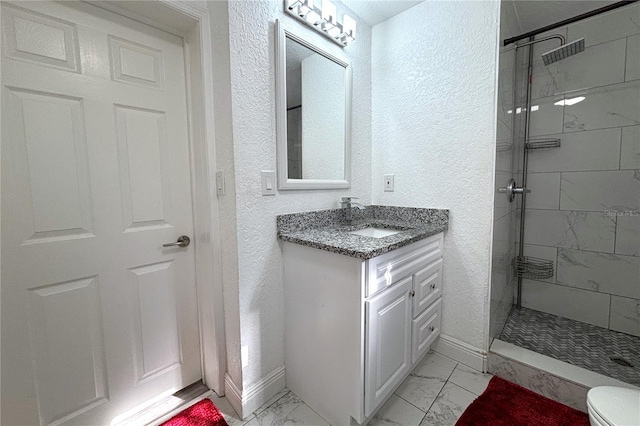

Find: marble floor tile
<box><xmin>253</xmin><ymin>388</ymin><xmax>289</xmax><ymax>415</ymax></box>
<box><xmin>244</xmin><ymin>392</ymin><xmax>329</xmax><ymax>426</ymax></box>
<box><xmin>394</xmin><ymin>374</ymin><xmax>446</xmax><ymax>413</ymax></box>
<box><xmin>448</xmin><ymin>364</ymin><xmax>493</xmax><ymax>396</ymax></box>
<box><xmin>409</xmin><ymin>351</ymin><xmax>459</xmax><ymax>380</ymax></box>
<box><xmin>208</xmin><ymin>394</ymin><xmax>255</xmax><ymax>426</ymax></box>
<box><xmin>394</xmin><ymin>351</ymin><xmax>458</xmax><ymax>411</ymax></box>
<box><xmin>419</xmin><ymin>383</ymin><xmax>477</xmax><ymax>426</ymax></box>
<box><xmin>201</xmin><ymin>356</ymin><xmax>588</xmax><ymax>426</ymax></box>
<box><xmin>369</xmin><ymin>394</ymin><xmax>426</xmax><ymax>426</ymax></box>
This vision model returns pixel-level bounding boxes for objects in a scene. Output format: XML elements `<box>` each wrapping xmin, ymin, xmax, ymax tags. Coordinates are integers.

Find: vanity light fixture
<box><xmin>285</xmin><ymin>0</ymin><xmax>356</xmax><ymax>47</ymax></box>
<box><xmin>340</xmin><ymin>14</ymin><xmax>356</xmax><ymax>44</ymax></box>
<box><xmin>321</xmin><ymin>0</ymin><xmax>337</xmax><ymax>28</ymax></box>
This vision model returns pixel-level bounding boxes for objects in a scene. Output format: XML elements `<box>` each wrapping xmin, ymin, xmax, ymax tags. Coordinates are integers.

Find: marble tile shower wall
<box><xmin>521</xmin><ymin>4</ymin><xmax>640</xmax><ymax>337</ymax></box>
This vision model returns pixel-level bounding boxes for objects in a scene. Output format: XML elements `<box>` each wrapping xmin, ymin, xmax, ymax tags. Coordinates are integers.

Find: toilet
<box><xmin>587</xmin><ymin>386</ymin><xmax>640</xmax><ymax>426</ymax></box>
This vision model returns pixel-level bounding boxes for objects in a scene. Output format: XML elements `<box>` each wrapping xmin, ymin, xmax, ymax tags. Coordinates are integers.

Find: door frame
<box><xmin>86</xmin><ymin>0</ymin><xmax>227</xmax><ymax>395</ymax></box>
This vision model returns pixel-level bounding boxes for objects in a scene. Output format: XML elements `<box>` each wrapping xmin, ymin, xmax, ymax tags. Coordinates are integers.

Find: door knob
<box><xmin>498</xmin><ymin>178</ymin><xmax>531</xmax><ymax>202</ymax></box>
<box><xmin>163</xmin><ymin>235</ymin><xmax>191</xmax><ymax>248</ymax></box>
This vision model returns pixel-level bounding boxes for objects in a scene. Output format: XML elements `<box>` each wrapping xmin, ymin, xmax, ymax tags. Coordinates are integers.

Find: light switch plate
<box><xmin>261</xmin><ymin>170</ymin><xmax>276</xmax><ymax>196</ymax></box>
<box><xmin>384</xmin><ymin>174</ymin><xmax>394</xmax><ymax>192</ymax></box>
<box><xmin>216</xmin><ymin>171</ymin><xmax>225</xmax><ymax>196</ymax></box>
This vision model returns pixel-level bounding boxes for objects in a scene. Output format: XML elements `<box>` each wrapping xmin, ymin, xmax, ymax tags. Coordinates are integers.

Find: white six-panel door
<box><xmin>1</xmin><ymin>1</ymin><xmax>201</xmax><ymax>424</ymax></box>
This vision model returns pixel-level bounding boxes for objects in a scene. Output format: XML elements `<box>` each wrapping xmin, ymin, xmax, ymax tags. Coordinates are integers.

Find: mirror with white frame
<box><xmin>276</xmin><ymin>19</ymin><xmax>352</xmax><ymax>190</ymax></box>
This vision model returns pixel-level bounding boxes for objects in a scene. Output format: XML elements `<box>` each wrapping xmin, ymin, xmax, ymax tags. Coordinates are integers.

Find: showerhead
<box><xmin>541</xmin><ymin>37</ymin><xmax>585</xmax><ymax>65</ymax></box>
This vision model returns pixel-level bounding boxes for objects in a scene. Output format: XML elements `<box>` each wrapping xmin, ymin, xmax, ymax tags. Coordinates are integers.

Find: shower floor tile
<box><xmin>499</xmin><ymin>307</ymin><xmax>640</xmax><ymax>386</ymax></box>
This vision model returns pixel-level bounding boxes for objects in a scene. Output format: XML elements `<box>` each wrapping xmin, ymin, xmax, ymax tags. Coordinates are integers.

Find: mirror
<box><xmin>276</xmin><ymin>19</ymin><xmax>352</xmax><ymax>190</ymax></box>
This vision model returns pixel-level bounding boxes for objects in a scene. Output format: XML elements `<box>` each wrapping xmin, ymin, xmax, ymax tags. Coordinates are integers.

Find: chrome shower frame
<box><xmin>511</xmin><ymin>34</ymin><xmax>564</xmax><ymax>308</ymax></box>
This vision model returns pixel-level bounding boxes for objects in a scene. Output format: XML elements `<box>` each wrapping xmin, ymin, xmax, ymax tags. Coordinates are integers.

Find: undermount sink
<box><xmin>349</xmin><ymin>227</ymin><xmax>401</xmax><ymax>238</ymax></box>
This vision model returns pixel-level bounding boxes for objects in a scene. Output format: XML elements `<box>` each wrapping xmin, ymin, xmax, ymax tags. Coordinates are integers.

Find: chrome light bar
<box><xmin>285</xmin><ymin>0</ymin><xmax>356</xmax><ymax>47</ymax></box>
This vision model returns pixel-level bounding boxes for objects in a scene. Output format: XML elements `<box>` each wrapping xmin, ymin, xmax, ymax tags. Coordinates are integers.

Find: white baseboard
<box><xmin>432</xmin><ymin>334</ymin><xmax>488</xmax><ymax>372</ymax></box>
<box><xmin>224</xmin><ymin>365</ymin><xmax>286</xmax><ymax>419</ymax></box>
<box><xmin>224</xmin><ymin>373</ymin><xmax>243</xmax><ymax>418</ymax></box>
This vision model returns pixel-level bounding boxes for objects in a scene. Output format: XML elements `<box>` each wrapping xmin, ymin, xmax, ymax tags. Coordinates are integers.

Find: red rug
<box><xmin>456</xmin><ymin>376</ymin><xmax>590</xmax><ymax>426</ymax></box>
<box><xmin>161</xmin><ymin>399</ymin><xmax>229</xmax><ymax>426</ymax></box>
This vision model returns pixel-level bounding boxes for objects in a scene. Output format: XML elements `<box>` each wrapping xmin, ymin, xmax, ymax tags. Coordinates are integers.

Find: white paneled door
<box><xmin>1</xmin><ymin>2</ymin><xmax>202</xmax><ymax>425</ymax></box>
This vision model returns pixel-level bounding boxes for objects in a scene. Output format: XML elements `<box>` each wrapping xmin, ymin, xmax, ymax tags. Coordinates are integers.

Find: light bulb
<box><xmin>342</xmin><ymin>14</ymin><xmax>356</xmax><ymax>40</ymax></box>
<box><xmin>322</xmin><ymin>0</ymin><xmax>337</xmax><ymax>25</ymax></box>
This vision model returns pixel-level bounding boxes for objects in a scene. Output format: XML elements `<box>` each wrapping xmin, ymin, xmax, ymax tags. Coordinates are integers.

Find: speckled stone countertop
<box><xmin>277</xmin><ymin>205</ymin><xmax>448</xmax><ymax>259</ymax></box>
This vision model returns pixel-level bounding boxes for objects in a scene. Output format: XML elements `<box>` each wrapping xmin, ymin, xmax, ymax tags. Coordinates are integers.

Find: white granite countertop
<box><xmin>277</xmin><ymin>206</ymin><xmax>448</xmax><ymax>259</ymax></box>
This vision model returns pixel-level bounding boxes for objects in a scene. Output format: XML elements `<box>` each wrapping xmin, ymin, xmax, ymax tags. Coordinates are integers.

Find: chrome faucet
<box><xmin>341</xmin><ymin>196</ymin><xmax>365</xmax><ymax>210</ymax></box>
<box><xmin>341</xmin><ymin>196</ymin><xmax>365</xmax><ymax>223</ymax></box>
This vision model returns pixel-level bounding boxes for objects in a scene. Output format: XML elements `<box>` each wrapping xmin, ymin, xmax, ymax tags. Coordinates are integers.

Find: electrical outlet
<box><xmin>384</xmin><ymin>174</ymin><xmax>394</xmax><ymax>192</ymax></box>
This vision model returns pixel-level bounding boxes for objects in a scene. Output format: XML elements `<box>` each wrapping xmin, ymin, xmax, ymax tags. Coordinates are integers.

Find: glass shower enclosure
<box><xmin>490</xmin><ymin>1</ymin><xmax>639</xmax><ymax>387</ymax></box>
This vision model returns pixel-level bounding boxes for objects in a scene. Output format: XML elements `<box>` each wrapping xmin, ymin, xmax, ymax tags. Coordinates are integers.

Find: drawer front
<box><xmin>366</xmin><ymin>233</ymin><xmax>443</xmax><ymax>297</ymax></box>
<box><xmin>411</xmin><ymin>298</ymin><xmax>441</xmax><ymax>364</ymax></box>
<box><xmin>413</xmin><ymin>259</ymin><xmax>443</xmax><ymax>318</ymax></box>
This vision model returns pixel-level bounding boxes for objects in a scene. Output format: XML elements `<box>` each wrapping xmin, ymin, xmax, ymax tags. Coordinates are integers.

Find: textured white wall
<box><xmin>208</xmin><ymin>0</ymin><xmax>243</xmax><ymax>389</ymax></box>
<box><xmin>371</xmin><ymin>0</ymin><xmax>501</xmax><ymax>351</ymax></box>
<box><xmin>225</xmin><ymin>0</ymin><xmax>372</xmax><ymax>390</ymax></box>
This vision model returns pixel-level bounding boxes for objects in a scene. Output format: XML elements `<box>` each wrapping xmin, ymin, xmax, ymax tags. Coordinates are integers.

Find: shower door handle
<box><xmin>498</xmin><ymin>179</ymin><xmax>530</xmax><ymax>202</ymax></box>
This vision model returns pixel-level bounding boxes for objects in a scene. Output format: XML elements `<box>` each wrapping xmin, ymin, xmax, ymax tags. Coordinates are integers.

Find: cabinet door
<box><xmin>364</xmin><ymin>276</ymin><xmax>413</xmax><ymax>416</ymax></box>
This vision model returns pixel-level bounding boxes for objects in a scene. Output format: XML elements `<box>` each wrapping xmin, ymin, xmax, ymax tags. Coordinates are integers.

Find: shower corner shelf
<box><xmin>526</xmin><ymin>138</ymin><xmax>561</xmax><ymax>150</ymax></box>
<box><xmin>512</xmin><ymin>256</ymin><xmax>554</xmax><ymax>279</ymax></box>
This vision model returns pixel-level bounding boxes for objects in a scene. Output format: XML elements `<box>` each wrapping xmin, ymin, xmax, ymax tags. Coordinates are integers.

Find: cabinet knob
<box><xmin>429</xmin><ymin>326</ymin><xmax>435</xmax><ymax>332</ymax></box>
<box><xmin>410</xmin><ymin>290</ymin><xmax>415</xmax><ymax>297</ymax></box>
<box><xmin>430</xmin><ymin>283</ymin><xmax>436</xmax><ymax>290</ymax></box>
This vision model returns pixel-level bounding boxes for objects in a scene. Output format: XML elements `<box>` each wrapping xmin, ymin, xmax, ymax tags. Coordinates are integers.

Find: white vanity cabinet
<box><xmin>282</xmin><ymin>232</ymin><xmax>444</xmax><ymax>425</ymax></box>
